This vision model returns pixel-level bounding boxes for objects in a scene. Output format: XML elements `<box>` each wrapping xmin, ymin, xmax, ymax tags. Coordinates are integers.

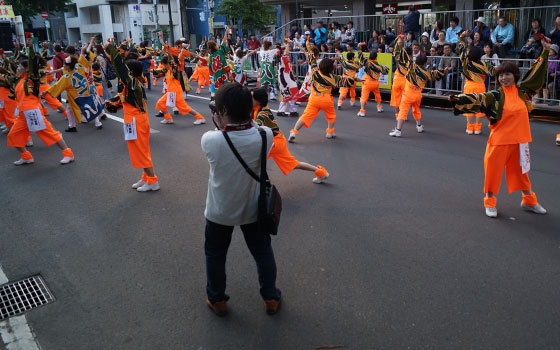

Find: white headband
<box><xmin>65</xmin><ymin>56</ymin><xmax>72</xmax><ymax>64</ymax></box>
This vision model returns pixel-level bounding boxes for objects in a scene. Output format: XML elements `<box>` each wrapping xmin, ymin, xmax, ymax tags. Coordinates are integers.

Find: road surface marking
<box><xmin>0</xmin><ymin>266</ymin><xmax>41</xmax><ymax>350</ymax></box>
<box><xmin>60</xmin><ymin>98</ymin><xmax>160</xmax><ymax>134</ymax></box>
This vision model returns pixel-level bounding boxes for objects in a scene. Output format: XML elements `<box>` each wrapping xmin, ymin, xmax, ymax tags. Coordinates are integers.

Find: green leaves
<box><xmin>10</xmin><ymin>0</ymin><xmax>72</xmax><ymax>23</ymax></box>
<box><xmin>214</xmin><ymin>0</ymin><xmax>276</xmax><ymax>33</ymax></box>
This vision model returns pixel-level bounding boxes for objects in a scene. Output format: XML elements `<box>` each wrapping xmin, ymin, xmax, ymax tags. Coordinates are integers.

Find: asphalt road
<box><xmin>1</xmin><ymin>87</ymin><xmax>560</xmax><ymax>350</ymax></box>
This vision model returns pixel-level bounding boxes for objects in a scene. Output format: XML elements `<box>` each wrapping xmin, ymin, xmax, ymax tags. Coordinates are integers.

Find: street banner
<box><xmin>0</xmin><ymin>5</ymin><xmax>14</xmax><ymax>20</ymax></box>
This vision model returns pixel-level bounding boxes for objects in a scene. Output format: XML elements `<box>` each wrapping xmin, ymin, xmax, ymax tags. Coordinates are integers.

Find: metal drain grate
<box><xmin>0</xmin><ymin>275</ymin><xmax>55</xmax><ymax>320</ymax></box>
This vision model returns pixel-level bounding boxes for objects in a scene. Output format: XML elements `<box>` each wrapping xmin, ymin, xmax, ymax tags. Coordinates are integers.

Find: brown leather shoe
<box><xmin>206</xmin><ymin>298</ymin><xmax>227</xmax><ymax>317</ymax></box>
<box><xmin>264</xmin><ymin>299</ymin><xmax>281</xmax><ymax>315</ymax></box>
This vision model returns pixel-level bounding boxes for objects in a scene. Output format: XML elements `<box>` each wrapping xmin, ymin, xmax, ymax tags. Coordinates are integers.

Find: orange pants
<box><xmin>390</xmin><ymin>73</ymin><xmax>406</xmax><ymax>107</ymax></box>
<box><xmin>397</xmin><ymin>84</ymin><xmax>423</xmax><ymax>121</ymax></box>
<box><xmin>40</xmin><ymin>83</ymin><xmax>63</xmax><ymax>110</ymax></box>
<box><xmin>361</xmin><ymin>79</ymin><xmax>381</xmax><ymax>105</ymax></box>
<box><xmin>126</xmin><ymin>112</ymin><xmax>153</xmax><ymax>168</ymax></box>
<box><xmin>0</xmin><ymin>95</ymin><xmax>17</xmax><ymax>128</ymax></box>
<box><xmin>197</xmin><ymin>66</ymin><xmax>210</xmax><ymax>88</ymax></box>
<box><xmin>484</xmin><ymin>143</ymin><xmax>532</xmax><ymax>195</ymax></box>
<box><xmin>269</xmin><ymin>132</ymin><xmax>300</xmax><ymax>175</ymax></box>
<box><xmin>299</xmin><ymin>92</ymin><xmax>336</xmax><ymax>127</ymax></box>
<box><xmin>338</xmin><ymin>86</ymin><xmax>356</xmax><ymax>103</ymax></box>
<box><xmin>7</xmin><ymin>112</ymin><xmax>61</xmax><ymax>148</ymax></box>
<box><xmin>463</xmin><ymin>81</ymin><xmax>486</xmax><ymax>117</ymax></box>
<box><xmin>156</xmin><ymin>92</ymin><xmax>192</xmax><ymax>119</ymax></box>
<box><xmin>96</xmin><ymin>85</ymin><xmax>103</xmax><ymax>98</ymax></box>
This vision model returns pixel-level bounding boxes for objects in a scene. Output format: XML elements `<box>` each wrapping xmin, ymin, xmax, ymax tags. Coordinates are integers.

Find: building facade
<box><xmin>64</xmin><ymin>0</ymin><xmax>183</xmax><ymax>45</ymax></box>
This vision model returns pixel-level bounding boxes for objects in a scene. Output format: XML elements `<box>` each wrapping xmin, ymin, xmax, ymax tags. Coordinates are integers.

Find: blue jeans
<box><xmin>205</xmin><ymin>219</ymin><xmax>281</xmax><ymax>303</ymax></box>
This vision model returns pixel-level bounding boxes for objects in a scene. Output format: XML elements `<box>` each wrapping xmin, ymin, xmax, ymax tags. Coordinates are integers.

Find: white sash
<box><xmin>520</xmin><ymin>143</ymin><xmax>530</xmax><ymax>174</ymax></box>
<box><xmin>166</xmin><ymin>91</ymin><xmax>176</xmax><ymax>108</ymax></box>
<box><xmin>24</xmin><ymin>108</ymin><xmax>47</xmax><ymax>132</ymax></box>
<box><xmin>123</xmin><ymin>117</ymin><xmax>138</xmax><ymax>141</ymax></box>
<box><xmin>0</xmin><ymin>100</ymin><xmax>4</xmax><ymax>109</ymax></box>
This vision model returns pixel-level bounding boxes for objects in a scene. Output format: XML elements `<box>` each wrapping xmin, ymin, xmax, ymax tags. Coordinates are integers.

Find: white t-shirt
<box><xmin>260</xmin><ymin>48</ymin><xmax>279</xmax><ymax>63</ymax></box>
<box><xmin>201</xmin><ymin>126</ymin><xmax>274</xmax><ymax>226</ymax></box>
<box><xmin>482</xmin><ymin>53</ymin><xmax>500</xmax><ymax>67</ymax></box>
<box><xmin>333</xmin><ymin>29</ymin><xmax>342</xmax><ymax>40</ymax></box>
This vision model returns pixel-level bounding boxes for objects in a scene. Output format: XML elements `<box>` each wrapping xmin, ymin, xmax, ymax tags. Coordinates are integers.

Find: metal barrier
<box><xmin>263</xmin><ymin>6</ymin><xmax>560</xmax><ymax>53</ymax></box>
<box><xmin>226</xmin><ymin>51</ymin><xmax>560</xmax><ymax>106</ymax></box>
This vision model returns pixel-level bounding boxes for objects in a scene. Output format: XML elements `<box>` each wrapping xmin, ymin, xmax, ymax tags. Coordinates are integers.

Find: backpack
<box><xmin>101</xmin><ymin>56</ymin><xmax>117</xmax><ymax>80</ymax></box>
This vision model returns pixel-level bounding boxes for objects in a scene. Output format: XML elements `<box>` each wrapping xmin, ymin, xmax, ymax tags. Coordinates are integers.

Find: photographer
<box><xmin>201</xmin><ymin>83</ymin><xmax>282</xmax><ymax>317</ymax></box>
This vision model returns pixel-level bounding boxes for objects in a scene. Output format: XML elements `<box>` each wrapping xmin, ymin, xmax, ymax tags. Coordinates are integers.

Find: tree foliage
<box><xmin>8</xmin><ymin>0</ymin><xmax>72</xmax><ymax>23</ymax></box>
<box><xmin>214</xmin><ymin>0</ymin><xmax>276</xmax><ymax>33</ymax></box>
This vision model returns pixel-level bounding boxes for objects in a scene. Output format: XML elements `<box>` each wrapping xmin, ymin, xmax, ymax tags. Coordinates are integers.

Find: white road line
<box><xmin>0</xmin><ymin>266</ymin><xmax>41</xmax><ymax>350</ymax></box>
<box><xmin>187</xmin><ymin>94</ymin><xmax>279</xmax><ymax>113</ymax></box>
<box><xmin>60</xmin><ymin>98</ymin><xmax>160</xmax><ymax>134</ymax></box>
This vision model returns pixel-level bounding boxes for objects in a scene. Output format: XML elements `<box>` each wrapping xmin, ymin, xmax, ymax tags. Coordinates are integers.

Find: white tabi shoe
<box><xmin>416</xmin><ymin>124</ymin><xmax>424</xmax><ymax>133</ymax></box>
<box><xmin>14</xmin><ymin>158</ymin><xmax>34</xmax><ymax>166</ymax></box>
<box><xmin>521</xmin><ymin>202</ymin><xmax>547</xmax><ymax>214</ymax></box>
<box><xmin>193</xmin><ymin>118</ymin><xmax>206</xmax><ymax>125</ymax></box>
<box><xmin>26</xmin><ymin>139</ymin><xmax>33</xmax><ymax>147</ymax></box>
<box><xmin>389</xmin><ymin>129</ymin><xmax>401</xmax><ymax>137</ymax></box>
<box><xmin>160</xmin><ymin>119</ymin><xmax>174</xmax><ymax>124</ymax></box>
<box><xmin>485</xmin><ymin>207</ymin><xmax>498</xmax><ymax>218</ymax></box>
<box><xmin>137</xmin><ymin>181</ymin><xmax>160</xmax><ymax>192</ymax></box>
<box><xmin>312</xmin><ymin>172</ymin><xmax>329</xmax><ymax>184</ymax></box>
<box><xmin>132</xmin><ymin>179</ymin><xmax>146</xmax><ymax>189</ymax></box>
<box><xmin>288</xmin><ymin>132</ymin><xmax>296</xmax><ymax>143</ymax></box>
<box><xmin>325</xmin><ymin>132</ymin><xmax>336</xmax><ymax>139</ymax></box>
<box><xmin>377</xmin><ymin>106</ymin><xmax>384</xmax><ymax>113</ymax></box>
<box><xmin>60</xmin><ymin>156</ymin><xmax>74</xmax><ymax>164</ymax></box>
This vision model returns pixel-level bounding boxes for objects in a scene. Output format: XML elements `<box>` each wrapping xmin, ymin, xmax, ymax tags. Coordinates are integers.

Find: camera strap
<box><xmin>222</xmin><ymin>127</ymin><xmax>267</xmax><ymax>184</ymax></box>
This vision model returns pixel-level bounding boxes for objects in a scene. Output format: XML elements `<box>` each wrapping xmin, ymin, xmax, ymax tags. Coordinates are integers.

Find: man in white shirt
<box><xmin>201</xmin><ymin>83</ymin><xmax>281</xmax><ymax>317</ymax></box>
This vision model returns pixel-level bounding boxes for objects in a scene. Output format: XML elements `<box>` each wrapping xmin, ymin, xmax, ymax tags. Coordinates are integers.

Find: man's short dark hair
<box><xmin>347</xmin><ymin>21</ymin><xmax>353</xmax><ymax>26</ymax></box>
<box><xmin>252</xmin><ymin>87</ymin><xmax>268</xmax><ymax>107</ymax></box>
<box><xmin>451</xmin><ymin>17</ymin><xmax>459</xmax><ymax>25</ymax></box>
<box><xmin>318</xmin><ymin>58</ymin><xmax>334</xmax><ymax>75</ymax></box>
<box><xmin>499</xmin><ymin>16</ymin><xmax>507</xmax><ymax>21</ymax></box>
<box><xmin>416</xmin><ymin>54</ymin><xmax>427</xmax><ymax>66</ymax></box>
<box><xmin>495</xmin><ymin>61</ymin><xmax>520</xmax><ymax>82</ymax></box>
<box><xmin>65</xmin><ymin>45</ymin><xmax>76</xmax><ymax>55</ymax></box>
<box><xmin>215</xmin><ymin>83</ymin><xmax>253</xmax><ymax>124</ymax></box>
<box><xmin>54</xmin><ymin>44</ymin><xmax>62</xmax><ymax>53</ymax></box>
<box><xmin>443</xmin><ymin>44</ymin><xmax>452</xmax><ymax>50</ymax></box>
<box><xmin>346</xmin><ymin>52</ymin><xmax>354</xmax><ymax>60</ymax></box>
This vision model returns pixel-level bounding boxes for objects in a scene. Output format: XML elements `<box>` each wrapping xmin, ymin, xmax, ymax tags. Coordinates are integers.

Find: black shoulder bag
<box><xmin>222</xmin><ymin>127</ymin><xmax>282</xmax><ymax>235</ymax></box>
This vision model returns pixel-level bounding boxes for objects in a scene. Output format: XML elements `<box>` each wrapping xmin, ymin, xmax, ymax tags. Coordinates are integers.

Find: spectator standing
<box><xmin>289</xmin><ymin>23</ymin><xmax>301</xmax><ymax>40</ymax></box>
<box><xmin>138</xmin><ymin>42</ymin><xmax>152</xmax><ymax>91</ymax></box>
<box><xmin>437</xmin><ymin>44</ymin><xmax>458</xmax><ymax>94</ymax></box>
<box><xmin>201</xmin><ymin>83</ymin><xmax>281</xmax><ymax>317</ymax></box>
<box><xmin>367</xmin><ymin>30</ymin><xmax>380</xmax><ymax>53</ymax></box>
<box><xmin>491</xmin><ymin>16</ymin><xmax>514</xmax><ymax>58</ymax></box>
<box><xmin>472</xmin><ymin>17</ymin><xmax>491</xmax><ymax>44</ymax></box>
<box><xmin>430</xmin><ymin>20</ymin><xmax>444</xmax><ymax>44</ymax></box>
<box><xmin>445</xmin><ymin>17</ymin><xmax>462</xmax><ymax>44</ymax></box>
<box><xmin>314</xmin><ymin>21</ymin><xmax>327</xmax><ymax>45</ymax></box>
<box><xmin>419</xmin><ymin>32</ymin><xmax>431</xmax><ymax>54</ymax></box>
<box><xmin>52</xmin><ymin>44</ymin><xmax>66</xmax><ymax>80</ymax></box>
<box><xmin>403</xmin><ymin>5</ymin><xmax>421</xmax><ymax>37</ymax></box>
<box><xmin>247</xmin><ymin>34</ymin><xmax>261</xmax><ymax>70</ymax></box>
<box><xmin>385</xmin><ymin>27</ymin><xmax>396</xmax><ymax>46</ymax></box>
<box><xmin>548</xmin><ymin>14</ymin><xmax>560</xmax><ymax>45</ymax></box>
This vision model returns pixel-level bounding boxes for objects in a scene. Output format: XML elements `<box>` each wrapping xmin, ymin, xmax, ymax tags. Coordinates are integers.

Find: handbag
<box><xmin>222</xmin><ymin>127</ymin><xmax>282</xmax><ymax>235</ymax></box>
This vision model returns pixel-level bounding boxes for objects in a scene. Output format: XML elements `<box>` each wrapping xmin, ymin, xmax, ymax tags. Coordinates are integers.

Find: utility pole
<box><xmin>167</xmin><ymin>0</ymin><xmax>174</xmax><ymax>43</ymax></box>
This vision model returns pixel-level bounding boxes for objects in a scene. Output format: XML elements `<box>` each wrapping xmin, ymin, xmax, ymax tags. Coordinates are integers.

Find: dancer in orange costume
<box><xmin>556</xmin><ymin>134</ymin><xmax>560</xmax><ymax>146</ymax></box>
<box><xmin>457</xmin><ymin>31</ymin><xmax>495</xmax><ymax>135</ymax></box>
<box><xmin>336</xmin><ymin>51</ymin><xmax>359</xmax><ymax>109</ymax></box>
<box><xmin>252</xmin><ymin>87</ymin><xmax>329</xmax><ymax>183</ymax></box>
<box><xmin>0</xmin><ymin>60</ymin><xmax>18</xmax><ymax>134</ymax></box>
<box><xmin>389</xmin><ymin>36</ymin><xmax>446</xmax><ymax>137</ymax></box>
<box><xmin>153</xmin><ymin>53</ymin><xmax>206</xmax><ymax>125</ymax></box>
<box><xmin>8</xmin><ymin>47</ymin><xmax>74</xmax><ymax>165</ymax></box>
<box><xmin>287</xmin><ymin>40</ymin><xmax>356</xmax><ymax>142</ymax></box>
<box><xmin>190</xmin><ymin>55</ymin><xmax>210</xmax><ymax>94</ymax></box>
<box><xmin>451</xmin><ymin>38</ymin><xmax>551</xmax><ymax>218</ymax></box>
<box><xmin>105</xmin><ymin>44</ymin><xmax>160</xmax><ymax>192</ymax></box>
<box><xmin>357</xmin><ymin>46</ymin><xmax>388</xmax><ymax>117</ymax></box>
<box><xmin>390</xmin><ymin>36</ymin><xmax>411</xmax><ymax>119</ymax></box>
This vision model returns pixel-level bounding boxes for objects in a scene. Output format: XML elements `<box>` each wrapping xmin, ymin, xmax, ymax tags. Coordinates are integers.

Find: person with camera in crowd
<box><xmin>201</xmin><ymin>83</ymin><xmax>282</xmax><ymax>317</ymax></box>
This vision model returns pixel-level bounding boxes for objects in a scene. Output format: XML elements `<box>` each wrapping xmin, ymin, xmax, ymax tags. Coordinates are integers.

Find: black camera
<box><xmin>209</xmin><ymin>100</ymin><xmax>216</xmax><ymax>114</ymax></box>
